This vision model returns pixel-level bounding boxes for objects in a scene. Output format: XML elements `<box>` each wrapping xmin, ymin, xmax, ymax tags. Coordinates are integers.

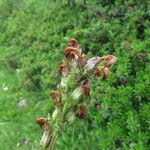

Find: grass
<box><xmin>0</xmin><ymin>54</ymin><xmax>42</xmax><ymax>149</ymax></box>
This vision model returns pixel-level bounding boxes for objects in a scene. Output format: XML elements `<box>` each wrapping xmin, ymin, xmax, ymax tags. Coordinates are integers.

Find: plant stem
<box><xmin>47</xmin><ymin>132</ymin><xmax>58</xmax><ymax>150</ymax></box>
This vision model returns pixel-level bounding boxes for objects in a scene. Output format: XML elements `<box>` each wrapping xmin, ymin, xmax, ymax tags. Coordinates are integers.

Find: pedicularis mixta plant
<box><xmin>36</xmin><ymin>38</ymin><xmax>117</xmax><ymax>149</ymax></box>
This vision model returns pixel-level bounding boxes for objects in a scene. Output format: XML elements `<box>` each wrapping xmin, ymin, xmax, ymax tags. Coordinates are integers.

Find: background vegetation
<box><xmin>0</xmin><ymin>0</ymin><xmax>149</xmax><ymax>149</ymax></box>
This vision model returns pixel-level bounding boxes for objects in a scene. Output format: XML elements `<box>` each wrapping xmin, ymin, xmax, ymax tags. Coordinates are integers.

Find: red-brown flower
<box><xmin>58</xmin><ymin>60</ymin><xmax>68</xmax><ymax>77</ymax></box>
<box><xmin>101</xmin><ymin>55</ymin><xmax>117</xmax><ymax>68</ymax></box>
<box><xmin>76</xmin><ymin>104</ymin><xmax>88</xmax><ymax>119</ymax></box>
<box><xmin>64</xmin><ymin>47</ymin><xmax>81</xmax><ymax>61</ymax></box>
<box><xmin>80</xmin><ymin>54</ymin><xmax>88</xmax><ymax>65</ymax></box>
<box><xmin>67</xmin><ymin>38</ymin><xmax>80</xmax><ymax>51</ymax></box>
<box><xmin>80</xmin><ymin>80</ymin><xmax>90</xmax><ymax>96</ymax></box>
<box><xmin>95</xmin><ymin>66</ymin><xmax>110</xmax><ymax>79</ymax></box>
<box><xmin>50</xmin><ymin>90</ymin><xmax>62</xmax><ymax>106</ymax></box>
<box><xmin>84</xmin><ymin>56</ymin><xmax>102</xmax><ymax>71</ymax></box>
<box><xmin>36</xmin><ymin>118</ymin><xmax>48</xmax><ymax>127</ymax></box>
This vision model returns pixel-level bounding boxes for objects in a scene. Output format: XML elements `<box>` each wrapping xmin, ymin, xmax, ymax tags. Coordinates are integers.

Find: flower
<box><xmin>36</xmin><ymin>118</ymin><xmax>48</xmax><ymax>127</ymax></box>
<box><xmin>76</xmin><ymin>104</ymin><xmax>88</xmax><ymax>119</ymax></box>
<box><xmin>84</xmin><ymin>55</ymin><xmax>117</xmax><ymax>72</ymax></box>
<box><xmin>80</xmin><ymin>53</ymin><xmax>87</xmax><ymax>65</ymax></box>
<box><xmin>60</xmin><ymin>77</ymin><xmax>68</xmax><ymax>88</ymax></box>
<box><xmin>58</xmin><ymin>60</ymin><xmax>68</xmax><ymax>77</ymax></box>
<box><xmin>67</xmin><ymin>38</ymin><xmax>80</xmax><ymax>51</ymax></box>
<box><xmin>80</xmin><ymin>80</ymin><xmax>90</xmax><ymax>96</ymax></box>
<box><xmin>66</xmin><ymin>112</ymin><xmax>76</xmax><ymax>123</ymax></box>
<box><xmin>95</xmin><ymin>66</ymin><xmax>110</xmax><ymax>79</ymax></box>
<box><xmin>39</xmin><ymin>121</ymin><xmax>51</xmax><ymax>148</ymax></box>
<box><xmin>51</xmin><ymin>90</ymin><xmax>61</xmax><ymax>96</ymax></box>
<box><xmin>101</xmin><ymin>55</ymin><xmax>117</xmax><ymax>68</ymax></box>
<box><xmin>50</xmin><ymin>90</ymin><xmax>62</xmax><ymax>106</ymax></box>
<box><xmin>71</xmin><ymin>87</ymin><xmax>82</xmax><ymax>100</ymax></box>
<box><xmin>52</xmin><ymin>108</ymin><xmax>59</xmax><ymax>119</ymax></box>
<box><xmin>64</xmin><ymin>47</ymin><xmax>81</xmax><ymax>61</ymax></box>
<box><xmin>71</xmin><ymin>80</ymin><xmax>90</xmax><ymax>99</ymax></box>
<box><xmin>84</xmin><ymin>56</ymin><xmax>102</xmax><ymax>71</ymax></box>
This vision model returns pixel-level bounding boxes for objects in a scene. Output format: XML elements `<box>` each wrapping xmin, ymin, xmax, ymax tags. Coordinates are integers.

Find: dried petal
<box><xmin>36</xmin><ymin>118</ymin><xmax>48</xmax><ymax>126</ymax></box>
<box><xmin>103</xmin><ymin>67</ymin><xmax>110</xmax><ymax>79</ymax></box>
<box><xmin>58</xmin><ymin>60</ymin><xmax>68</xmax><ymax>77</ymax></box>
<box><xmin>95</xmin><ymin>66</ymin><xmax>110</xmax><ymax>79</ymax></box>
<box><xmin>50</xmin><ymin>91</ymin><xmax>62</xmax><ymax>106</ymax></box>
<box><xmin>101</xmin><ymin>55</ymin><xmax>117</xmax><ymax>67</ymax></box>
<box><xmin>76</xmin><ymin>104</ymin><xmax>88</xmax><ymax>119</ymax></box>
<box><xmin>80</xmin><ymin>80</ymin><xmax>90</xmax><ymax>96</ymax></box>
<box><xmin>51</xmin><ymin>90</ymin><xmax>61</xmax><ymax>96</ymax></box>
<box><xmin>68</xmin><ymin>38</ymin><xmax>80</xmax><ymax>51</ymax></box>
<box><xmin>95</xmin><ymin>66</ymin><xmax>104</xmax><ymax>79</ymax></box>
<box><xmin>64</xmin><ymin>47</ymin><xmax>81</xmax><ymax>61</ymax></box>
<box><xmin>80</xmin><ymin>54</ymin><xmax>88</xmax><ymax>65</ymax></box>
<box><xmin>84</xmin><ymin>56</ymin><xmax>102</xmax><ymax>71</ymax></box>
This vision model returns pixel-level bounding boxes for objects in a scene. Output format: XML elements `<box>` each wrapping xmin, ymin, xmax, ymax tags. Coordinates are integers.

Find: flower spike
<box><xmin>36</xmin><ymin>38</ymin><xmax>117</xmax><ymax>149</ymax></box>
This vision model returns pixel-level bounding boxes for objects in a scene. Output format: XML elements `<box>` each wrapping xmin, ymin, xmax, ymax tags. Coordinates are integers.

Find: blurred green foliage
<box><xmin>0</xmin><ymin>0</ymin><xmax>150</xmax><ymax>149</ymax></box>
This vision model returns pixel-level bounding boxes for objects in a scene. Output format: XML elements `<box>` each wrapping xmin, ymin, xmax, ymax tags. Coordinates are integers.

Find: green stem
<box><xmin>47</xmin><ymin>132</ymin><xmax>58</xmax><ymax>150</ymax></box>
